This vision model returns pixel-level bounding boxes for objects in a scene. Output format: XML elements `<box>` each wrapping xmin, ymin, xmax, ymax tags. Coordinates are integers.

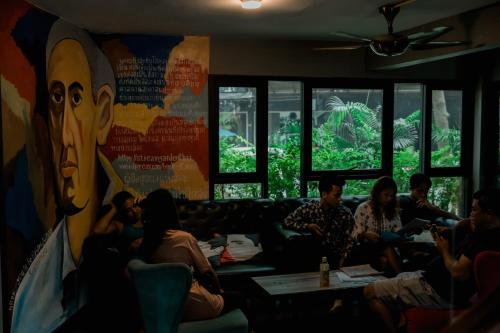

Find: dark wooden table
<box><xmin>250</xmin><ymin>271</ymin><xmax>386</xmax><ymax>332</ymax></box>
<box><xmin>252</xmin><ymin>270</ymin><xmax>385</xmax><ymax>297</ymax></box>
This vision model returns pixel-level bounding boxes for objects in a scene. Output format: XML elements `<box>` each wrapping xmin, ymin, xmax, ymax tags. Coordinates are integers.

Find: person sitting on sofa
<box><xmin>399</xmin><ymin>173</ymin><xmax>460</xmax><ymax>226</ymax></box>
<box><xmin>283</xmin><ymin>174</ymin><xmax>355</xmax><ymax>268</ymax></box>
<box><xmin>352</xmin><ymin>176</ymin><xmax>402</xmax><ymax>274</ymax></box>
<box><xmin>139</xmin><ymin>188</ymin><xmax>241</xmax><ymax>321</ymax></box>
<box><xmin>363</xmin><ymin>188</ymin><xmax>500</xmax><ymax>333</ymax></box>
<box><xmin>93</xmin><ymin>190</ymin><xmax>144</xmax><ymax>254</ymax></box>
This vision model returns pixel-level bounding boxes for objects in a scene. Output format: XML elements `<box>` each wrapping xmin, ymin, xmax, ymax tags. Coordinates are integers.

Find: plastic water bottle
<box><xmin>320</xmin><ymin>256</ymin><xmax>330</xmax><ymax>287</ymax></box>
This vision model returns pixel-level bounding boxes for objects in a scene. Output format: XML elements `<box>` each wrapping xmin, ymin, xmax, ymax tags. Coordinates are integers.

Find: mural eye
<box><xmin>71</xmin><ymin>93</ymin><xmax>82</xmax><ymax>106</ymax></box>
<box><xmin>51</xmin><ymin>92</ymin><xmax>64</xmax><ymax>104</ymax></box>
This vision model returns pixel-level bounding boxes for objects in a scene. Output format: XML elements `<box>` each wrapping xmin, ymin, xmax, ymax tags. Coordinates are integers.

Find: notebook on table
<box><xmin>340</xmin><ymin>264</ymin><xmax>383</xmax><ymax>278</ymax></box>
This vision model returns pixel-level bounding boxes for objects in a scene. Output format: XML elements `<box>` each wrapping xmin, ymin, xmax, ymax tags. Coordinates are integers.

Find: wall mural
<box><xmin>0</xmin><ymin>1</ymin><xmax>209</xmax><ymax>331</ymax></box>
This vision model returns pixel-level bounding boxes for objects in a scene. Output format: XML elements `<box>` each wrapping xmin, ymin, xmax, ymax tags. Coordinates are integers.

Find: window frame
<box><xmin>302</xmin><ymin>78</ymin><xmax>394</xmax><ymax>197</ymax></box>
<box><xmin>209</xmin><ymin>75</ymin><xmax>473</xmax><ymax>213</ymax></box>
<box><xmin>209</xmin><ymin>75</ymin><xmax>268</xmax><ymax>198</ymax></box>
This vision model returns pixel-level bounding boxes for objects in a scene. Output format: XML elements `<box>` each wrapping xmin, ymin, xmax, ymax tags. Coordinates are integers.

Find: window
<box><xmin>429</xmin><ymin>177</ymin><xmax>464</xmax><ymax>217</ymax></box>
<box><xmin>214</xmin><ymin>183</ymin><xmax>261</xmax><ymax>199</ymax></box>
<box><xmin>393</xmin><ymin>83</ymin><xmax>423</xmax><ymax>193</ymax></box>
<box><xmin>218</xmin><ymin>87</ymin><xmax>257</xmax><ymax>173</ymax></box>
<box><xmin>211</xmin><ymin>76</ymin><xmax>472</xmax><ymax>214</ymax></box>
<box><xmin>311</xmin><ymin>88</ymin><xmax>383</xmax><ymax>171</ymax></box>
<box><xmin>268</xmin><ymin>81</ymin><xmax>302</xmax><ymax>199</ymax></box>
<box><xmin>430</xmin><ymin>90</ymin><xmax>462</xmax><ymax>168</ymax></box>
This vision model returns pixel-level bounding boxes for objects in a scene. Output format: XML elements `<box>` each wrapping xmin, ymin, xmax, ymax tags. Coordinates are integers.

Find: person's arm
<box><xmin>284</xmin><ymin>204</ymin><xmax>323</xmax><ymax>236</ymax></box>
<box><xmin>435</xmin><ymin>234</ymin><xmax>471</xmax><ymax>281</ymax></box>
<box><xmin>93</xmin><ymin>204</ymin><xmax>119</xmax><ymax>235</ymax></box>
<box><xmin>340</xmin><ymin>210</ymin><xmax>357</xmax><ymax>266</ymax></box>
<box><xmin>189</xmin><ymin>235</ymin><xmax>222</xmax><ymax>294</ymax></box>
<box><xmin>354</xmin><ymin>203</ymin><xmax>381</xmax><ymax>242</ymax></box>
<box><xmin>417</xmin><ymin>198</ymin><xmax>461</xmax><ymax>220</ymax></box>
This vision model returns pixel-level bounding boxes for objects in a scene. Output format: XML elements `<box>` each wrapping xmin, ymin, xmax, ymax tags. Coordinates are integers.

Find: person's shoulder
<box><xmin>169</xmin><ymin>229</ymin><xmax>196</xmax><ymax>241</ymax></box>
<box><xmin>355</xmin><ymin>201</ymin><xmax>370</xmax><ymax>210</ymax></box>
<box><xmin>337</xmin><ymin>204</ymin><xmax>354</xmax><ymax>215</ymax></box>
<box><xmin>298</xmin><ymin>200</ymin><xmax>320</xmax><ymax>210</ymax></box>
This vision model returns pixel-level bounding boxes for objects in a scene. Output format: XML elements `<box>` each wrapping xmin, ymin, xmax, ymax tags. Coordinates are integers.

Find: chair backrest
<box><xmin>127</xmin><ymin>259</ymin><xmax>192</xmax><ymax>333</ymax></box>
<box><xmin>474</xmin><ymin>251</ymin><xmax>500</xmax><ymax>302</ymax></box>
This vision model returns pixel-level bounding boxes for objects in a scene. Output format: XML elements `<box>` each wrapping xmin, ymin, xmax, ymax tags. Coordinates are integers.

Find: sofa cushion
<box><xmin>178</xmin><ymin>309</ymin><xmax>248</xmax><ymax>333</ymax></box>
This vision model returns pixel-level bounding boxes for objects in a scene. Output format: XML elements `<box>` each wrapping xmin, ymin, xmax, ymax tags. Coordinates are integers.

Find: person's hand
<box><xmin>363</xmin><ymin>231</ymin><xmax>381</xmax><ymax>242</ymax></box>
<box><xmin>306</xmin><ymin>223</ymin><xmax>324</xmax><ymax>237</ymax></box>
<box><xmin>434</xmin><ymin>234</ymin><xmax>449</xmax><ymax>255</ymax></box>
<box><xmin>109</xmin><ymin>202</ymin><xmax>118</xmax><ymax>215</ymax></box>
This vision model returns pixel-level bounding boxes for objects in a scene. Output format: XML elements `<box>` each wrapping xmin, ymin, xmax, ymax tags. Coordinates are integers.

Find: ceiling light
<box><xmin>241</xmin><ymin>0</ymin><xmax>262</xmax><ymax>10</ymax></box>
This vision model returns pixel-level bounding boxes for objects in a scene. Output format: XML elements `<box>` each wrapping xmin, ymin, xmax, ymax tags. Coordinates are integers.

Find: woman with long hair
<box><xmin>139</xmin><ymin>189</ymin><xmax>226</xmax><ymax>321</ymax></box>
<box><xmin>352</xmin><ymin>176</ymin><xmax>402</xmax><ymax>274</ymax></box>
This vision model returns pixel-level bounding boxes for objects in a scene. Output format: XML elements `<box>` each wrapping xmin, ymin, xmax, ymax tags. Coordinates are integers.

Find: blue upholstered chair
<box><xmin>127</xmin><ymin>259</ymin><xmax>249</xmax><ymax>333</ymax></box>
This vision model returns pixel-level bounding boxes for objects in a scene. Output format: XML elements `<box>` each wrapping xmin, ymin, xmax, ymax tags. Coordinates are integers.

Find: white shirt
<box><xmin>11</xmin><ymin>218</ymin><xmax>86</xmax><ymax>333</ymax></box>
<box><xmin>353</xmin><ymin>201</ymin><xmax>402</xmax><ymax>240</ymax></box>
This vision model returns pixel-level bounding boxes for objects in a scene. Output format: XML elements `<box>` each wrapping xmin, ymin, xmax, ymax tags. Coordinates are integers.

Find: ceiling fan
<box><xmin>317</xmin><ymin>0</ymin><xmax>468</xmax><ymax>57</ymax></box>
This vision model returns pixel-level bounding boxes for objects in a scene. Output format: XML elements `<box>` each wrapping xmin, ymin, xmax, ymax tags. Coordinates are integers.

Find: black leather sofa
<box><xmin>175</xmin><ymin>196</ymin><xmax>371</xmax><ymax>279</ymax></box>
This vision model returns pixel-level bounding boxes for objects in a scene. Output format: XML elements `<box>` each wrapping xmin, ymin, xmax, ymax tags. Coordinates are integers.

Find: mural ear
<box><xmin>96</xmin><ymin>85</ymin><xmax>114</xmax><ymax>145</ymax></box>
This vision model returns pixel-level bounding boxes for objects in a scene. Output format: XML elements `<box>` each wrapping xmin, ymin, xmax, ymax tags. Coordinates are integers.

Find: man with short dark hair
<box><xmin>283</xmin><ymin>174</ymin><xmax>355</xmax><ymax>267</ymax></box>
<box><xmin>399</xmin><ymin>173</ymin><xmax>460</xmax><ymax>226</ymax></box>
<box><xmin>364</xmin><ymin>188</ymin><xmax>500</xmax><ymax>333</ymax></box>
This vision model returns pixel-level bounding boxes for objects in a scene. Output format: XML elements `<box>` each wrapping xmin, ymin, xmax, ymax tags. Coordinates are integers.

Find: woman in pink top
<box><xmin>140</xmin><ymin>189</ymin><xmax>224</xmax><ymax>321</ymax></box>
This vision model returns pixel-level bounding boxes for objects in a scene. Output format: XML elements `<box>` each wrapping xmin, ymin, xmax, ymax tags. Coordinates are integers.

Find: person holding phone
<box><xmin>364</xmin><ymin>189</ymin><xmax>500</xmax><ymax>333</ymax></box>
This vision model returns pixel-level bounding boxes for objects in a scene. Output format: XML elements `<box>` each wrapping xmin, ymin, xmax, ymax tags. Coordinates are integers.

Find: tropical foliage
<box><xmin>218</xmin><ymin>96</ymin><xmax>462</xmax><ymax>216</ymax></box>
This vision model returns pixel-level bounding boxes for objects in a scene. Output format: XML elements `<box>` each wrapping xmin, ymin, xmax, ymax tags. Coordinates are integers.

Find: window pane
<box><xmin>428</xmin><ymin>177</ymin><xmax>464</xmax><ymax>218</ymax></box>
<box><xmin>431</xmin><ymin>90</ymin><xmax>462</xmax><ymax>168</ymax></box>
<box><xmin>343</xmin><ymin>179</ymin><xmax>375</xmax><ymax>196</ymax></box>
<box><xmin>312</xmin><ymin>88</ymin><xmax>383</xmax><ymax>171</ymax></box>
<box><xmin>268</xmin><ymin>81</ymin><xmax>302</xmax><ymax>199</ymax></box>
<box><xmin>307</xmin><ymin>179</ymin><xmax>375</xmax><ymax>198</ymax></box>
<box><xmin>218</xmin><ymin>87</ymin><xmax>256</xmax><ymax>173</ymax></box>
<box><xmin>214</xmin><ymin>183</ymin><xmax>261</xmax><ymax>199</ymax></box>
<box><xmin>307</xmin><ymin>181</ymin><xmax>319</xmax><ymax>198</ymax></box>
<box><xmin>393</xmin><ymin>83</ymin><xmax>422</xmax><ymax>193</ymax></box>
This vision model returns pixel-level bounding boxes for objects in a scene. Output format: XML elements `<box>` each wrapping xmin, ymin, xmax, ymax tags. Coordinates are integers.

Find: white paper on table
<box><xmin>336</xmin><ymin>271</ymin><xmax>379</xmax><ymax>283</ymax></box>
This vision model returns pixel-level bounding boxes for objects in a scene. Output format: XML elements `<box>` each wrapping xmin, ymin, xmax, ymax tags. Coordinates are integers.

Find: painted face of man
<box><xmin>47</xmin><ymin>39</ymin><xmax>98</xmax><ymax>214</ymax></box>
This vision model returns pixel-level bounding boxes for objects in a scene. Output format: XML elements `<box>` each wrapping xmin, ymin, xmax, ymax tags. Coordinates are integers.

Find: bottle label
<box><xmin>320</xmin><ymin>265</ymin><xmax>329</xmax><ymax>287</ymax></box>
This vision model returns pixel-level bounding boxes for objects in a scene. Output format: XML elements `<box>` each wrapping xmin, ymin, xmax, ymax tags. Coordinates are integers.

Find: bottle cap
<box><xmin>321</xmin><ymin>256</ymin><xmax>327</xmax><ymax>262</ymax></box>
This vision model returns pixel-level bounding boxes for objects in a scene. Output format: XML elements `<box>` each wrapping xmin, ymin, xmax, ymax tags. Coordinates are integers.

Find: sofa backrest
<box><xmin>176</xmin><ymin>199</ymin><xmax>274</xmax><ymax>240</ymax></box>
<box><xmin>175</xmin><ymin>195</ymin><xmax>371</xmax><ymax>240</ymax></box>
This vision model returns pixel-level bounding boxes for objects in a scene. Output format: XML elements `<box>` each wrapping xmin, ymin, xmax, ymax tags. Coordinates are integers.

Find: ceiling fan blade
<box><xmin>333</xmin><ymin>32</ymin><xmax>371</xmax><ymax>42</ymax></box>
<box><xmin>408</xmin><ymin>26</ymin><xmax>453</xmax><ymax>43</ymax></box>
<box><xmin>391</xmin><ymin>0</ymin><xmax>416</xmax><ymax>8</ymax></box>
<box><xmin>410</xmin><ymin>40</ymin><xmax>469</xmax><ymax>50</ymax></box>
<box><xmin>314</xmin><ymin>44</ymin><xmax>367</xmax><ymax>51</ymax></box>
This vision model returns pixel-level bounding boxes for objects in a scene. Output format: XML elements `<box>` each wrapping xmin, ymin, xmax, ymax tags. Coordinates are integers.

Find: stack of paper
<box><xmin>336</xmin><ymin>271</ymin><xmax>379</xmax><ymax>283</ymax></box>
<box><xmin>340</xmin><ymin>264</ymin><xmax>383</xmax><ymax>278</ymax></box>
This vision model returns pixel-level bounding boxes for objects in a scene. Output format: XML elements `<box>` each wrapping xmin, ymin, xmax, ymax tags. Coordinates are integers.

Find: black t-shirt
<box><xmin>398</xmin><ymin>195</ymin><xmax>441</xmax><ymax>226</ymax></box>
<box><xmin>423</xmin><ymin>227</ymin><xmax>500</xmax><ymax>307</ymax></box>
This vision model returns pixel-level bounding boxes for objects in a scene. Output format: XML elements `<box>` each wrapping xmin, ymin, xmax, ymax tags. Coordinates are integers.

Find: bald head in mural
<box><xmin>11</xmin><ymin>19</ymin><xmax>115</xmax><ymax>333</ymax></box>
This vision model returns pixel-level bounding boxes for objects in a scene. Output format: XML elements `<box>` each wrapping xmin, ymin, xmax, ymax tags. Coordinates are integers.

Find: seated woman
<box><xmin>352</xmin><ymin>176</ymin><xmax>402</xmax><ymax>274</ymax></box>
<box><xmin>93</xmin><ymin>190</ymin><xmax>144</xmax><ymax>254</ymax></box>
<box><xmin>140</xmin><ymin>189</ymin><xmax>238</xmax><ymax>321</ymax></box>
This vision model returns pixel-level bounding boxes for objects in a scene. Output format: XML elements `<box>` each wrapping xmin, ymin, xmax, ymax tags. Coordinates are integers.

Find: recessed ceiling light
<box><xmin>241</xmin><ymin>0</ymin><xmax>262</xmax><ymax>10</ymax></box>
